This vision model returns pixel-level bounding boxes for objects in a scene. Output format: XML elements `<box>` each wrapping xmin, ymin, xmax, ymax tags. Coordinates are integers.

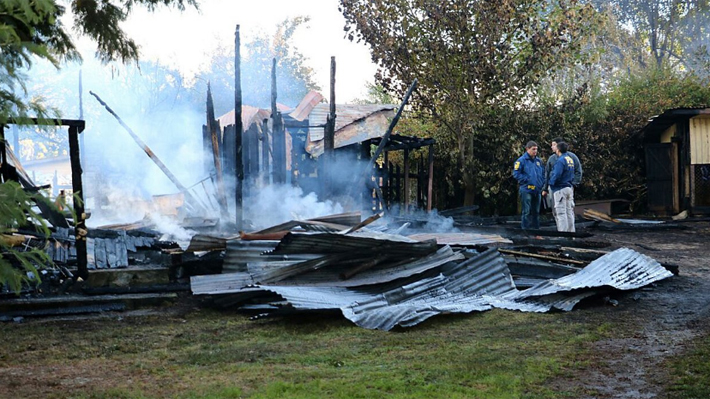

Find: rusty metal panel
<box><xmin>288</xmin><ymin>90</ymin><xmax>324</xmax><ymax>121</ymax></box>
<box><xmin>306</xmin><ymin>109</ymin><xmax>395</xmax><ymax>155</ymax></box>
<box><xmin>217</xmin><ymin>105</ymin><xmax>271</xmax><ymax>130</ymax></box>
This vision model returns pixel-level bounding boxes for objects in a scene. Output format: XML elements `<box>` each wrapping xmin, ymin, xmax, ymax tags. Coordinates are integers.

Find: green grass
<box><xmin>665</xmin><ymin>331</ymin><xmax>710</xmax><ymax>399</ymax></box>
<box><xmin>0</xmin><ymin>308</ymin><xmax>615</xmax><ymax>399</ymax></box>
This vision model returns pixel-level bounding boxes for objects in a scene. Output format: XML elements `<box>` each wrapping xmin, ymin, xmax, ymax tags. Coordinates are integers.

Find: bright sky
<box><xmin>120</xmin><ymin>0</ymin><xmax>378</xmax><ymax>103</ymax></box>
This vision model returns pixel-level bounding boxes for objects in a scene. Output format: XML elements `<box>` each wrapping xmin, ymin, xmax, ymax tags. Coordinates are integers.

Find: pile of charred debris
<box><xmin>1</xmin><ymin>206</ymin><xmax>682</xmax><ymax>330</ymax></box>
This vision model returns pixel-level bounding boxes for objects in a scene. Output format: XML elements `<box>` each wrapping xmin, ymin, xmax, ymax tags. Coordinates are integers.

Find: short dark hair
<box><xmin>552</xmin><ymin>137</ymin><xmax>564</xmax><ymax>143</ymax></box>
<box><xmin>525</xmin><ymin>141</ymin><xmax>538</xmax><ymax>149</ymax></box>
<box><xmin>557</xmin><ymin>141</ymin><xmax>569</xmax><ymax>153</ymax></box>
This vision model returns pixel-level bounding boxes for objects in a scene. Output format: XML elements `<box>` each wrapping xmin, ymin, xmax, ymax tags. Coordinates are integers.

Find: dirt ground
<box><xmin>560</xmin><ymin>220</ymin><xmax>710</xmax><ymax>398</ymax></box>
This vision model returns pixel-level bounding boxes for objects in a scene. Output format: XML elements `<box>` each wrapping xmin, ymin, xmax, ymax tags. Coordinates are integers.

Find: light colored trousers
<box><xmin>553</xmin><ymin>187</ymin><xmax>575</xmax><ymax>232</ymax></box>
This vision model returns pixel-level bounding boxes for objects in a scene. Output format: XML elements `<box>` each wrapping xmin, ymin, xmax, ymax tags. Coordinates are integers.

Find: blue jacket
<box><xmin>544</xmin><ymin>151</ymin><xmax>582</xmax><ymax>192</ymax></box>
<box><xmin>513</xmin><ymin>152</ymin><xmax>544</xmax><ymax>193</ymax></box>
<box><xmin>549</xmin><ymin>153</ymin><xmax>575</xmax><ymax>192</ymax></box>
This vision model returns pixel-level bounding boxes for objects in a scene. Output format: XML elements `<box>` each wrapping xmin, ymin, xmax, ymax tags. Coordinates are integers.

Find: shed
<box><xmin>641</xmin><ymin>107</ymin><xmax>710</xmax><ymax>214</ymax></box>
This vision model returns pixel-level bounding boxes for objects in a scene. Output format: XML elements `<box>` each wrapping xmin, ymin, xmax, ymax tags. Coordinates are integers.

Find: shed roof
<box><xmin>641</xmin><ymin>107</ymin><xmax>710</xmax><ymax>141</ymax></box>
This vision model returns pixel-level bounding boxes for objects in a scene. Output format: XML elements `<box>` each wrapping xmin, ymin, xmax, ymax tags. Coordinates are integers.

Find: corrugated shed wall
<box><xmin>690</xmin><ymin>116</ymin><xmax>710</xmax><ymax>164</ymax></box>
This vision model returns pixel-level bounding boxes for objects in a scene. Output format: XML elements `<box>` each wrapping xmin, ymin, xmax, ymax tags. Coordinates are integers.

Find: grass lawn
<box><xmin>0</xmin><ymin>306</ymin><xmax>622</xmax><ymax>399</ymax></box>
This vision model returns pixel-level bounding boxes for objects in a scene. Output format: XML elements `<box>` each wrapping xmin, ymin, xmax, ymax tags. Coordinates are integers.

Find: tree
<box><xmin>340</xmin><ymin>0</ymin><xmax>601</xmax><ymax>207</ymax></box>
<box><xmin>596</xmin><ymin>0</ymin><xmax>710</xmax><ymax>72</ymax></box>
<box><xmin>194</xmin><ymin>17</ymin><xmax>320</xmax><ymax>115</ymax></box>
<box><xmin>1</xmin><ymin>0</ymin><xmax>198</xmax><ymax>292</ymax></box>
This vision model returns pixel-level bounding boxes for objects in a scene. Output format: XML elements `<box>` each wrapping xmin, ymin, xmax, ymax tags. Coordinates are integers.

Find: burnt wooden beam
<box><xmin>0</xmin><ymin>125</ymin><xmax>6</xmax><ymax>183</ymax></box>
<box><xmin>261</xmin><ymin>119</ymin><xmax>270</xmax><ymax>186</ymax></box>
<box><xmin>498</xmin><ymin>248</ymin><xmax>586</xmax><ymax>266</ymax></box>
<box><xmin>89</xmin><ymin>91</ymin><xmax>206</xmax><ymax>213</ymax></box>
<box><xmin>427</xmin><ymin>144</ymin><xmax>434</xmax><ymax>211</ymax></box>
<box><xmin>207</xmin><ymin>82</ymin><xmax>229</xmax><ymax>218</ymax></box>
<box><xmin>271</xmin><ymin>58</ymin><xmax>286</xmax><ymax>184</ymax></box>
<box><xmin>365</xmin><ymin>79</ymin><xmax>417</xmax><ymax>175</ymax></box>
<box><xmin>403</xmin><ymin>148</ymin><xmax>410</xmax><ymax>212</ymax></box>
<box><xmin>323</xmin><ymin>56</ymin><xmax>336</xmax><ymax>197</ymax></box>
<box><xmin>234</xmin><ymin>24</ymin><xmax>244</xmax><ymax>227</ymax></box>
<box><xmin>68</xmin><ymin>125</ymin><xmax>88</xmax><ymax>279</ymax></box>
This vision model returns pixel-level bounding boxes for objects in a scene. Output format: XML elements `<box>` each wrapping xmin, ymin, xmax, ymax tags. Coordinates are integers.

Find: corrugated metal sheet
<box><xmin>307</xmin><ymin>103</ymin><xmax>396</xmax><ymax>141</ymax></box>
<box><xmin>192</xmin><ymin>247</ymin><xmax>673</xmax><ymax>330</ymax></box>
<box><xmin>288</xmin><ymin>90</ymin><xmax>324</xmax><ymax>121</ymax></box>
<box><xmin>513</xmin><ymin>247</ymin><xmax>673</xmax><ymax>299</ymax></box>
<box><xmin>217</xmin><ymin>105</ymin><xmax>272</xmax><ymax>129</ymax></box>
<box><xmin>223</xmin><ymin>239</ymin><xmax>317</xmax><ymax>272</ymax></box>
<box><xmin>192</xmin><ymin>245</ymin><xmax>464</xmax><ymax>292</ymax></box>
<box><xmin>306</xmin><ymin>108</ymin><xmax>395</xmax><ymax>156</ymax></box>
<box><xmin>407</xmin><ymin>232</ymin><xmax>513</xmax><ymax>246</ymax></box>
<box><xmin>690</xmin><ymin>116</ymin><xmax>710</xmax><ymax>164</ymax></box>
<box><xmin>269</xmin><ymin>231</ymin><xmax>436</xmax><ymax>256</ymax></box>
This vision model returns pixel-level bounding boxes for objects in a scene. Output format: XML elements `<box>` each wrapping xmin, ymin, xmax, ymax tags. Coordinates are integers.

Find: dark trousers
<box><xmin>520</xmin><ymin>188</ymin><xmax>541</xmax><ymax>229</ymax></box>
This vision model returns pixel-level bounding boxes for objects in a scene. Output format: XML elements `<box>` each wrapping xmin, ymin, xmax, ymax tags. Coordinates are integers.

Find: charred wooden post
<box><xmin>89</xmin><ymin>91</ymin><xmax>206</xmax><ymax>213</ymax></box>
<box><xmin>403</xmin><ymin>148</ymin><xmax>410</xmax><ymax>212</ymax></box>
<box><xmin>427</xmin><ymin>143</ymin><xmax>434</xmax><ymax>211</ymax></box>
<box><xmin>207</xmin><ymin>83</ymin><xmax>229</xmax><ymax>218</ymax></box>
<box><xmin>271</xmin><ymin>58</ymin><xmax>287</xmax><ymax>184</ymax></box>
<box><xmin>0</xmin><ymin>125</ymin><xmax>6</xmax><ymax>183</ymax></box>
<box><xmin>365</xmin><ymin>79</ymin><xmax>417</xmax><ymax>176</ymax></box>
<box><xmin>324</xmin><ymin>56</ymin><xmax>336</xmax><ymax>196</ymax></box>
<box><xmin>357</xmin><ymin>80</ymin><xmax>417</xmax><ymax>211</ymax></box>
<box><xmin>234</xmin><ymin>25</ymin><xmax>244</xmax><ymax>227</ymax></box>
<box><xmin>261</xmin><ymin>118</ymin><xmax>270</xmax><ymax>186</ymax></box>
<box><xmin>79</xmin><ymin>69</ymin><xmax>85</xmax><ymax>167</ymax></box>
<box><xmin>68</xmin><ymin>123</ymin><xmax>88</xmax><ymax>279</ymax></box>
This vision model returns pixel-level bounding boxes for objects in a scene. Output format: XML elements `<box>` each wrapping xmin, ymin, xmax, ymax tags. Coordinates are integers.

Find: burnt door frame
<box><xmin>645</xmin><ymin>142</ymin><xmax>679</xmax><ymax>214</ymax></box>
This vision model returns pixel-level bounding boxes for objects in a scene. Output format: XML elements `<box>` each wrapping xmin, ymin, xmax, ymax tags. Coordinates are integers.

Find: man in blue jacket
<box><xmin>542</xmin><ymin>137</ymin><xmax>582</xmax><ymax>221</ymax></box>
<box><xmin>548</xmin><ymin>141</ymin><xmax>576</xmax><ymax>232</ymax></box>
<box><xmin>512</xmin><ymin>141</ymin><xmax>544</xmax><ymax>229</ymax></box>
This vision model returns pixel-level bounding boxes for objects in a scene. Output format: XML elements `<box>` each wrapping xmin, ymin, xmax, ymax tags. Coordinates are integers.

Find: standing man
<box><xmin>548</xmin><ymin>141</ymin><xmax>576</xmax><ymax>232</ymax></box>
<box><xmin>513</xmin><ymin>141</ymin><xmax>544</xmax><ymax>229</ymax></box>
<box><xmin>542</xmin><ymin>137</ymin><xmax>582</xmax><ymax>219</ymax></box>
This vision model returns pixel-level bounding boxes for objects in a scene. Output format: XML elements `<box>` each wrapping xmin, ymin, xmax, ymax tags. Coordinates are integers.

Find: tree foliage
<box><xmin>0</xmin><ymin>182</ymin><xmax>53</xmax><ymax>294</ymax></box>
<box><xmin>1</xmin><ymin>0</ymin><xmax>198</xmax><ymax>292</ymax></box>
<box><xmin>1</xmin><ymin>0</ymin><xmax>198</xmax><ymax>124</ymax></box>
<box><xmin>597</xmin><ymin>0</ymin><xmax>710</xmax><ymax>72</ymax></box>
<box><xmin>340</xmin><ymin>0</ymin><xmax>601</xmax><ymax>207</ymax></box>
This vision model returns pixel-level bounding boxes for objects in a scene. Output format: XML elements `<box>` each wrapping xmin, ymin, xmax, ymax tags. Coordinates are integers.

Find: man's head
<box><xmin>556</xmin><ymin>141</ymin><xmax>569</xmax><ymax>154</ymax></box>
<box><xmin>551</xmin><ymin>137</ymin><xmax>564</xmax><ymax>153</ymax></box>
<box><xmin>525</xmin><ymin>141</ymin><xmax>538</xmax><ymax>157</ymax></box>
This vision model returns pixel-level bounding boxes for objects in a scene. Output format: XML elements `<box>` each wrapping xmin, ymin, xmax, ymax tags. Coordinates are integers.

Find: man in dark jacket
<box><xmin>548</xmin><ymin>141</ymin><xmax>576</xmax><ymax>232</ymax></box>
<box><xmin>512</xmin><ymin>141</ymin><xmax>544</xmax><ymax>229</ymax></box>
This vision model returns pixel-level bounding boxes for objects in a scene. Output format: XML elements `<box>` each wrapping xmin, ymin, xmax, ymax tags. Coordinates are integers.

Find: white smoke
<box><xmin>244</xmin><ymin>184</ymin><xmax>344</xmax><ymax>230</ymax></box>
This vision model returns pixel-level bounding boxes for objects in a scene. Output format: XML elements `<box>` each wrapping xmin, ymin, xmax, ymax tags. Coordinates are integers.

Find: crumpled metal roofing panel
<box><xmin>407</xmin><ymin>232</ymin><xmax>513</xmax><ymax>246</ymax></box>
<box><xmin>191</xmin><ymin>246</ymin><xmax>464</xmax><ymax>294</ymax></box>
<box><xmin>514</xmin><ymin>247</ymin><xmax>673</xmax><ymax>300</ymax></box>
<box><xmin>268</xmin><ymin>245</ymin><xmax>464</xmax><ymax>287</ymax></box>
<box><xmin>223</xmin><ymin>239</ymin><xmax>318</xmax><ymax>271</ymax></box>
<box><xmin>306</xmin><ymin>110</ymin><xmax>395</xmax><ymax>156</ymax></box>
<box><xmin>307</xmin><ymin>103</ymin><xmax>396</xmax><ymax>141</ymax></box>
<box><xmin>261</xmin><ymin>248</ymin><xmax>514</xmax><ymax>330</ymax></box>
<box><xmin>194</xmin><ymin>247</ymin><xmax>672</xmax><ymax>331</ymax></box>
<box><xmin>269</xmin><ymin>231</ymin><xmax>435</xmax><ymax>256</ymax></box>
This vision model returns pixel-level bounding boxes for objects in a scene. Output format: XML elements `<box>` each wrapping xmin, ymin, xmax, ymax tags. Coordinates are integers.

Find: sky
<box><xmin>119</xmin><ymin>0</ymin><xmax>378</xmax><ymax>103</ymax></box>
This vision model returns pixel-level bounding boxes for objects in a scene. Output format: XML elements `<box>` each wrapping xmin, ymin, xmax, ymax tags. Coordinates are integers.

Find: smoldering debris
<box><xmin>189</xmin><ymin>216</ymin><xmax>674</xmax><ymax>331</ymax></box>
